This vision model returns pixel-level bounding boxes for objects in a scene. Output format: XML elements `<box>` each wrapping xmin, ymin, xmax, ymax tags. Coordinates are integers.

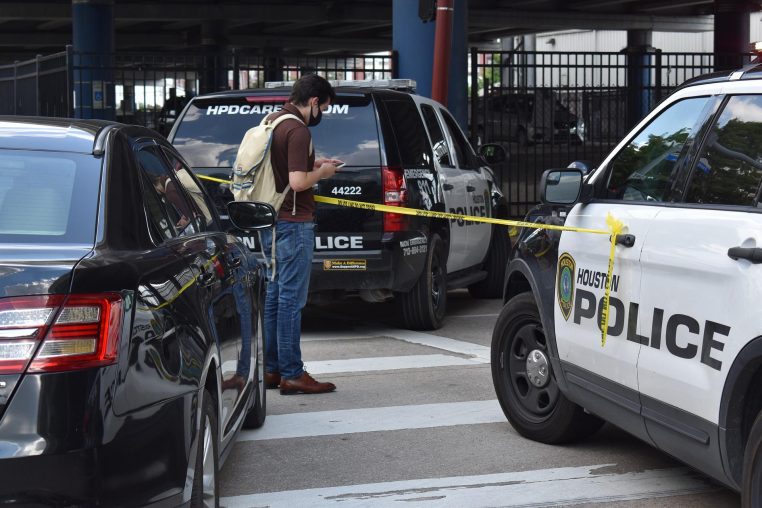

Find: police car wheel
<box><xmin>491</xmin><ymin>293</ymin><xmax>603</xmax><ymax>444</ymax></box>
<box><xmin>399</xmin><ymin>233</ymin><xmax>447</xmax><ymax>330</ymax></box>
<box><xmin>469</xmin><ymin>225</ymin><xmax>510</xmax><ymax>298</ymax></box>
<box><xmin>742</xmin><ymin>410</ymin><xmax>762</xmax><ymax>507</ymax></box>
<box><xmin>243</xmin><ymin>306</ymin><xmax>266</xmax><ymax>429</ymax></box>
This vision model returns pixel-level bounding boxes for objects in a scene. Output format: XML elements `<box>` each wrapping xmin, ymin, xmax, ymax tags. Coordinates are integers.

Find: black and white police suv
<box><xmin>492</xmin><ymin>66</ymin><xmax>762</xmax><ymax>504</ymax></box>
<box><xmin>169</xmin><ymin>79</ymin><xmax>509</xmax><ymax>330</ymax></box>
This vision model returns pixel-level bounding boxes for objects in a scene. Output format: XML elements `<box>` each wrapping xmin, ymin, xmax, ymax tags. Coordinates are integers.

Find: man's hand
<box><xmin>317</xmin><ymin>161</ymin><xmax>339</xmax><ymax>180</ymax></box>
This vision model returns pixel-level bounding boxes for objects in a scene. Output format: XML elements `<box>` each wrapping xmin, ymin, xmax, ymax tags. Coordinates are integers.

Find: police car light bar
<box><xmin>265</xmin><ymin>79</ymin><xmax>417</xmax><ymax>92</ymax></box>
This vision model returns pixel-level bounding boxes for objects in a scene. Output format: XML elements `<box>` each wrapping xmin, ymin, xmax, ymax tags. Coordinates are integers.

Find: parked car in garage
<box><xmin>0</xmin><ymin>117</ymin><xmax>273</xmax><ymax>506</ymax></box>
<box><xmin>473</xmin><ymin>89</ymin><xmax>585</xmax><ymax>145</ymax></box>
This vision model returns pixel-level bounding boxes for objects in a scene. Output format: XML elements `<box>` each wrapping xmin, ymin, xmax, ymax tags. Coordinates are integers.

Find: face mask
<box><xmin>308</xmin><ymin>103</ymin><xmax>322</xmax><ymax>127</ymax></box>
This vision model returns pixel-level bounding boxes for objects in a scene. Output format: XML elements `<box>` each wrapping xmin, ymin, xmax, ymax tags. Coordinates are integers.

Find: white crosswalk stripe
<box><xmin>221</xmin><ymin>465</ymin><xmax>720</xmax><ymax>507</ymax></box>
<box><xmin>238</xmin><ymin>400</ymin><xmax>505</xmax><ymax>441</ymax></box>
<box><xmin>306</xmin><ymin>353</ymin><xmax>487</xmax><ymax>375</ymax></box>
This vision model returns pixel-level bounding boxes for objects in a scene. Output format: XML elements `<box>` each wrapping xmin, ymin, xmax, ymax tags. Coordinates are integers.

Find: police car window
<box><xmin>136</xmin><ymin>147</ymin><xmax>200</xmax><ymax>240</ymax></box>
<box><xmin>162</xmin><ymin>149</ymin><xmax>215</xmax><ymax>229</ymax></box>
<box><xmin>421</xmin><ymin>104</ymin><xmax>452</xmax><ymax>167</ymax></box>
<box><xmin>383</xmin><ymin>98</ymin><xmax>433</xmax><ymax>169</ymax></box>
<box><xmin>440</xmin><ymin>108</ymin><xmax>478</xmax><ymax>169</ymax></box>
<box><xmin>685</xmin><ymin>95</ymin><xmax>762</xmax><ymax>207</ymax></box>
<box><xmin>172</xmin><ymin>95</ymin><xmax>381</xmax><ymax>168</ymax></box>
<box><xmin>606</xmin><ymin>97</ymin><xmax>710</xmax><ymax>202</ymax></box>
<box><xmin>0</xmin><ymin>150</ymin><xmax>100</xmax><ymax>244</ymax></box>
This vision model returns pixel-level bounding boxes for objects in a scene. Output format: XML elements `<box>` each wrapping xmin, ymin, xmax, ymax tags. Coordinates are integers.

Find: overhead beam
<box><xmin>639</xmin><ymin>0</ymin><xmax>713</xmax><ymax>12</ymax></box>
<box><xmin>36</xmin><ymin>19</ymin><xmax>70</xmax><ymax>30</ymax></box>
<box><xmin>0</xmin><ymin>2</ymin><xmax>391</xmax><ymax>23</ymax></box>
<box><xmin>570</xmin><ymin>0</ymin><xmax>639</xmax><ymax>10</ymax></box>
<box><xmin>470</xmin><ymin>9</ymin><xmax>714</xmax><ymax>32</ymax></box>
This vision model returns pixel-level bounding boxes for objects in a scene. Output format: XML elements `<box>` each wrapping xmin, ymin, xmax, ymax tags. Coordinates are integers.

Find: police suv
<box><xmin>169</xmin><ymin>79</ymin><xmax>509</xmax><ymax>330</ymax></box>
<box><xmin>492</xmin><ymin>66</ymin><xmax>762</xmax><ymax>504</ymax></box>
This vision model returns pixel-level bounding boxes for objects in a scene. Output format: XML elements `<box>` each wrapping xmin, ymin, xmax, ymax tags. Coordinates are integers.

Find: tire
<box><xmin>469</xmin><ymin>225</ymin><xmax>510</xmax><ymax>298</ymax></box>
<box><xmin>399</xmin><ymin>233</ymin><xmax>447</xmax><ymax>330</ymax></box>
<box><xmin>742</xmin><ymin>410</ymin><xmax>762</xmax><ymax>507</ymax></box>
<box><xmin>191</xmin><ymin>389</ymin><xmax>219</xmax><ymax>508</ymax></box>
<box><xmin>491</xmin><ymin>292</ymin><xmax>603</xmax><ymax>444</ymax></box>
<box><xmin>243</xmin><ymin>305</ymin><xmax>266</xmax><ymax>429</ymax></box>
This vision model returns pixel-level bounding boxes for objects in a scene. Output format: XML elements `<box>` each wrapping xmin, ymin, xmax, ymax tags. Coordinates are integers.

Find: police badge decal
<box><xmin>557</xmin><ymin>252</ymin><xmax>575</xmax><ymax>321</ymax></box>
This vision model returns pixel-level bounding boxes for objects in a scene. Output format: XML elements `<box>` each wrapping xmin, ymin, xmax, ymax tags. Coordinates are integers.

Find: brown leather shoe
<box><xmin>280</xmin><ymin>372</ymin><xmax>336</xmax><ymax>395</ymax></box>
<box><xmin>264</xmin><ymin>372</ymin><xmax>281</xmax><ymax>389</ymax></box>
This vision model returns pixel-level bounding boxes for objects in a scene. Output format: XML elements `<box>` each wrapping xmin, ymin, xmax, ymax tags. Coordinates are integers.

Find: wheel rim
<box><xmin>430</xmin><ymin>251</ymin><xmax>444</xmax><ymax>310</ymax></box>
<box><xmin>201</xmin><ymin>415</ymin><xmax>216</xmax><ymax>506</ymax></box>
<box><xmin>501</xmin><ymin>319</ymin><xmax>560</xmax><ymax>421</ymax></box>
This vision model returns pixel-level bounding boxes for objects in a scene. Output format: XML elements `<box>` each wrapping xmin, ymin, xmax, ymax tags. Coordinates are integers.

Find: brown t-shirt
<box><xmin>267</xmin><ymin>103</ymin><xmax>316</xmax><ymax>221</ymax></box>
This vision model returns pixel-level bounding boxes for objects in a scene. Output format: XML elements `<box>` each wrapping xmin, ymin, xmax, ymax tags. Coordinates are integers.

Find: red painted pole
<box><xmin>431</xmin><ymin>0</ymin><xmax>454</xmax><ymax>105</ymax></box>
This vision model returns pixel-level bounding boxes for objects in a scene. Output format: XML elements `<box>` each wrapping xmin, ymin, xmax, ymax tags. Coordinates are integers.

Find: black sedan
<box><xmin>0</xmin><ymin>117</ymin><xmax>273</xmax><ymax>506</ymax></box>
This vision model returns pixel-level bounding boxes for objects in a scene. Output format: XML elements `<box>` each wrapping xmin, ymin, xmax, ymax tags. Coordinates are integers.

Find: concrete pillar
<box><xmin>199</xmin><ymin>21</ymin><xmax>228</xmax><ymax>94</ymax></box>
<box><xmin>72</xmin><ymin>0</ymin><xmax>115</xmax><ymax>119</ymax></box>
<box><xmin>501</xmin><ymin>36</ymin><xmax>515</xmax><ymax>90</ymax></box>
<box><xmin>626</xmin><ymin>29</ymin><xmax>653</xmax><ymax>129</ymax></box>
<box><xmin>520</xmin><ymin>34</ymin><xmax>536</xmax><ymax>88</ymax></box>
<box><xmin>714</xmin><ymin>1</ymin><xmax>751</xmax><ymax>71</ymax></box>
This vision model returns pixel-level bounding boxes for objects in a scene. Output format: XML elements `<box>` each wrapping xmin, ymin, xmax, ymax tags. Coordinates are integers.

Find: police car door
<box><xmin>439</xmin><ymin>108</ymin><xmax>491</xmax><ymax>266</ymax></box>
<box><xmin>637</xmin><ymin>93</ymin><xmax>761</xmax><ymax>468</ymax></box>
<box><xmin>419</xmin><ymin>103</ymin><xmax>470</xmax><ymax>271</ymax></box>
<box><xmin>556</xmin><ymin>96</ymin><xmax>715</xmax><ymax>409</ymax></box>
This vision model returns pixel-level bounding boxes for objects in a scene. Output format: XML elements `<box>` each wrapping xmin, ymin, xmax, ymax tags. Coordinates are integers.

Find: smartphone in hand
<box><xmin>333</xmin><ymin>160</ymin><xmax>346</xmax><ymax>169</ymax></box>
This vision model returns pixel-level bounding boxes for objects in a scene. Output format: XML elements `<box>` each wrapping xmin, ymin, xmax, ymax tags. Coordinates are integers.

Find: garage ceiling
<box><xmin>0</xmin><ymin>0</ymin><xmax>756</xmax><ymax>60</ymax></box>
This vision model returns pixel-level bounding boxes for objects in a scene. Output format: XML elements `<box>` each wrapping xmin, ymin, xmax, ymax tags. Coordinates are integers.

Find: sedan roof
<box><xmin>0</xmin><ymin>116</ymin><xmax>116</xmax><ymax>153</ymax></box>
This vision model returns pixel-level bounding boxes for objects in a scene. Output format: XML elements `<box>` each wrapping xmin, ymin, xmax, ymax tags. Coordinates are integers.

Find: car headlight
<box><xmin>576</xmin><ymin>119</ymin><xmax>586</xmax><ymax>141</ymax></box>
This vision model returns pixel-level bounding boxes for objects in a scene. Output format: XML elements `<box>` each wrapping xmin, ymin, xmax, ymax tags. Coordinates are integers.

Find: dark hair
<box><xmin>289</xmin><ymin>74</ymin><xmax>336</xmax><ymax>106</ymax></box>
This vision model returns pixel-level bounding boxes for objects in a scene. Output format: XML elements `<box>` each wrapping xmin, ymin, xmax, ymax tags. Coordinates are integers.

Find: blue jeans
<box><xmin>259</xmin><ymin>220</ymin><xmax>314</xmax><ymax>380</ymax></box>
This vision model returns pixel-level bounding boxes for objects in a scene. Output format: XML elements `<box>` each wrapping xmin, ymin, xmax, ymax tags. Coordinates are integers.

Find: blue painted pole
<box><xmin>392</xmin><ymin>0</ymin><xmax>469</xmax><ymax>130</ymax></box>
<box><xmin>393</xmin><ymin>0</ymin><xmax>436</xmax><ymax>99</ymax></box>
<box><xmin>72</xmin><ymin>0</ymin><xmax>115</xmax><ymax>119</ymax></box>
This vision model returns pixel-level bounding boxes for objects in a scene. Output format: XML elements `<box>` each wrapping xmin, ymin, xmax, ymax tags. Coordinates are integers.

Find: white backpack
<box><xmin>231</xmin><ymin>113</ymin><xmax>311</xmax><ymax>280</ymax></box>
<box><xmin>231</xmin><ymin>113</ymin><xmax>302</xmax><ymax>211</ymax></box>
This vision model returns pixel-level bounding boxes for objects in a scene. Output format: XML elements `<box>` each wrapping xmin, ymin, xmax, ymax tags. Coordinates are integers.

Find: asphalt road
<box><xmin>219</xmin><ymin>290</ymin><xmax>740</xmax><ymax>507</ymax></box>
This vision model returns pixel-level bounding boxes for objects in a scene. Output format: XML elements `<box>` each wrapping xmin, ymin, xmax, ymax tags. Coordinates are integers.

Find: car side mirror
<box><xmin>227</xmin><ymin>201</ymin><xmax>276</xmax><ymax>231</ymax></box>
<box><xmin>478</xmin><ymin>143</ymin><xmax>508</xmax><ymax>165</ymax></box>
<box><xmin>540</xmin><ymin>168</ymin><xmax>584</xmax><ymax>205</ymax></box>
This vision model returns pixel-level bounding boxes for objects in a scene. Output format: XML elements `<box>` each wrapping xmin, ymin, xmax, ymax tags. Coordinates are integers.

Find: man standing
<box><xmin>260</xmin><ymin>74</ymin><xmax>339</xmax><ymax>395</ymax></box>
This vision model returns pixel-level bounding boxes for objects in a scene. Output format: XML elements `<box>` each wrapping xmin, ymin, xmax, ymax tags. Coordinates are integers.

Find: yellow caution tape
<box><xmin>600</xmin><ymin>213</ymin><xmax>625</xmax><ymax>347</ymax></box>
<box><xmin>195</xmin><ymin>174</ymin><xmax>231</xmax><ymax>184</ymax></box>
<box><xmin>196</xmin><ymin>174</ymin><xmax>624</xmax><ymax>347</ymax></box>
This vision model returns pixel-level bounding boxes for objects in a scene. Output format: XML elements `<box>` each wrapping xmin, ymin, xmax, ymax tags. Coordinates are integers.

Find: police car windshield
<box><xmin>0</xmin><ymin>150</ymin><xmax>100</xmax><ymax>245</ymax></box>
<box><xmin>172</xmin><ymin>95</ymin><xmax>381</xmax><ymax>168</ymax></box>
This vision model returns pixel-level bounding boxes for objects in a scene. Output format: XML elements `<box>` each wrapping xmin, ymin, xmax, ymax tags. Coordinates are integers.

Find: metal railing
<box><xmin>1</xmin><ymin>47</ymin><xmax>395</xmax><ymax>135</ymax></box>
<box><xmin>469</xmin><ymin>49</ymin><xmax>748</xmax><ymax>217</ymax></box>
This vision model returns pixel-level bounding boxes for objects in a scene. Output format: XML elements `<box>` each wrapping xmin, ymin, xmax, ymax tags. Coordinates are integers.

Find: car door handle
<box><xmin>728</xmin><ymin>246</ymin><xmax>762</xmax><ymax>263</ymax></box>
<box><xmin>442</xmin><ymin>183</ymin><xmax>454</xmax><ymax>191</ymax></box>
<box><xmin>466</xmin><ymin>185</ymin><xmax>476</xmax><ymax>192</ymax></box>
<box><xmin>615</xmin><ymin>234</ymin><xmax>636</xmax><ymax>248</ymax></box>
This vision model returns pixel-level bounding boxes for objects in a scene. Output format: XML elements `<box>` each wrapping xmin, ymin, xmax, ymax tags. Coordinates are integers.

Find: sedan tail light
<box><xmin>0</xmin><ymin>293</ymin><xmax>123</xmax><ymax>375</ymax></box>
